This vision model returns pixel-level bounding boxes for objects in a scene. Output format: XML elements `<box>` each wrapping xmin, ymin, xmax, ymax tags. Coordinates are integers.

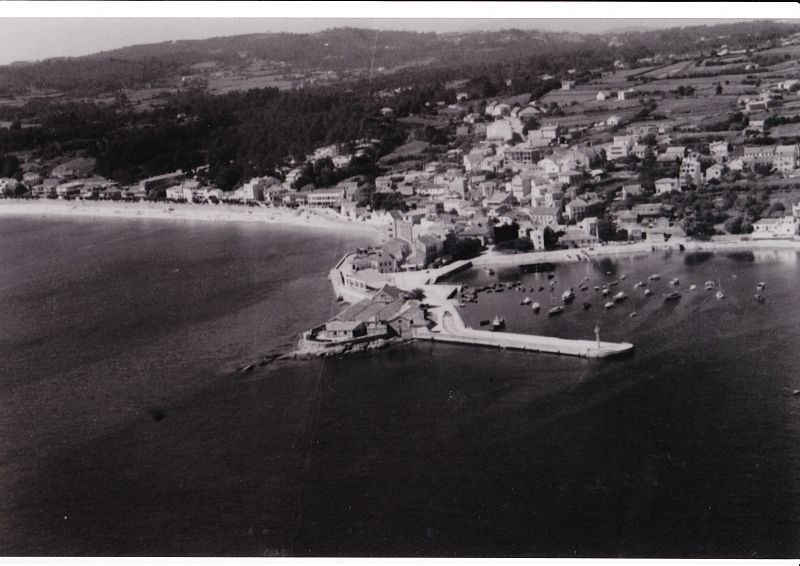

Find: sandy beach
<box><xmin>0</xmin><ymin>198</ymin><xmax>383</xmax><ymax>239</ymax></box>
<box><xmin>3</xmin><ymin>198</ymin><xmax>800</xmax><ymax>267</ymax></box>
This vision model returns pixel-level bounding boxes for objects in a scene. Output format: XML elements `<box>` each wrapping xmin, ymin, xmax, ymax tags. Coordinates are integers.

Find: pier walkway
<box><xmin>421</xmin><ymin>303</ymin><xmax>634</xmax><ymax>359</ymax></box>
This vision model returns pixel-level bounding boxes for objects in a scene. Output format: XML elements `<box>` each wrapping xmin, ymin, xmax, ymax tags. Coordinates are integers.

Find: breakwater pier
<box><xmin>421</xmin><ymin>303</ymin><xmax>634</xmax><ymax>359</ymax></box>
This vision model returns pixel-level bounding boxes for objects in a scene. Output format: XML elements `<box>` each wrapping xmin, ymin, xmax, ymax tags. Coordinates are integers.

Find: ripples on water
<box><xmin>1</xmin><ymin>218</ymin><xmax>798</xmax><ymax>557</ymax></box>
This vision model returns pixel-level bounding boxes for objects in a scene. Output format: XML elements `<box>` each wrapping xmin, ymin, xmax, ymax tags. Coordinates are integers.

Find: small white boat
<box><xmin>561</xmin><ymin>288</ymin><xmax>575</xmax><ymax>303</ymax></box>
<box><xmin>532</xmin><ymin>302</ymin><xmax>541</xmax><ymax>312</ymax></box>
<box><xmin>716</xmin><ymin>290</ymin><xmax>725</xmax><ymax>300</ymax></box>
<box><xmin>613</xmin><ymin>291</ymin><xmax>628</xmax><ymax>303</ymax></box>
<box><xmin>620</xmin><ymin>274</ymin><xmax>627</xmax><ymax>280</ymax></box>
<box><xmin>669</xmin><ymin>278</ymin><xmax>680</xmax><ymax>286</ymax></box>
<box><xmin>604</xmin><ymin>301</ymin><xmax>614</xmax><ymax>309</ymax></box>
<box><xmin>649</xmin><ymin>274</ymin><xmax>661</xmax><ymax>281</ymax></box>
<box><xmin>629</xmin><ymin>311</ymin><xmax>637</xmax><ymax>318</ymax></box>
<box><xmin>704</xmin><ymin>280</ymin><xmax>715</xmax><ymax>290</ymax></box>
<box><xmin>644</xmin><ymin>289</ymin><xmax>653</xmax><ymax>297</ymax></box>
<box><xmin>491</xmin><ymin>315</ymin><xmax>505</xmax><ymax>331</ymax></box>
<box><xmin>548</xmin><ymin>305</ymin><xmax>564</xmax><ymax>316</ymax></box>
<box><xmin>521</xmin><ymin>297</ymin><xmax>532</xmax><ymax>305</ymax></box>
<box><xmin>689</xmin><ymin>284</ymin><xmax>697</xmax><ymax>291</ymax></box>
<box><xmin>602</xmin><ymin>288</ymin><xmax>610</xmax><ymax>297</ymax></box>
<box><xmin>757</xmin><ymin>281</ymin><xmax>766</xmax><ymax>291</ymax></box>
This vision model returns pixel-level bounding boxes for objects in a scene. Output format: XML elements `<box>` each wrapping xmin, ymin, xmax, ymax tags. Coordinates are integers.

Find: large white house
<box><xmin>752</xmin><ymin>215</ymin><xmax>798</xmax><ymax>238</ymax></box>
<box><xmin>306</xmin><ymin>188</ymin><xmax>345</xmax><ymax>208</ymax></box>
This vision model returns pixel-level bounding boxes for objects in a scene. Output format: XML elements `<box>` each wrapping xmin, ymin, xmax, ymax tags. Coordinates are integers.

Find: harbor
<box><xmin>315</xmin><ymin>250</ymin><xmax>636</xmax><ymax>360</ymax></box>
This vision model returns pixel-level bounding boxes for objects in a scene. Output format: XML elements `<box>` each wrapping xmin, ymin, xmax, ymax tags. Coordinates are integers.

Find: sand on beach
<box><xmin>0</xmin><ymin>198</ymin><xmax>382</xmax><ymax>239</ymax></box>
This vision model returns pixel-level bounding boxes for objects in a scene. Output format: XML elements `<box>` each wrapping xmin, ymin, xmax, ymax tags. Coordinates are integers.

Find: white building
<box><xmin>655</xmin><ymin>177</ymin><xmax>680</xmax><ymax>194</ymax></box>
<box><xmin>306</xmin><ymin>188</ymin><xmax>344</xmax><ymax>208</ymax></box>
<box><xmin>608</xmin><ymin>136</ymin><xmax>634</xmax><ymax>160</ymax></box>
<box><xmin>752</xmin><ymin>216</ymin><xmax>798</xmax><ymax>238</ymax></box>
<box><xmin>709</xmin><ymin>141</ymin><xmax>730</xmax><ymax>163</ymax></box>
<box><xmin>486</xmin><ymin>119</ymin><xmax>514</xmax><ymax>142</ymax></box>
<box><xmin>679</xmin><ymin>158</ymin><xmax>702</xmax><ymax>188</ymax></box>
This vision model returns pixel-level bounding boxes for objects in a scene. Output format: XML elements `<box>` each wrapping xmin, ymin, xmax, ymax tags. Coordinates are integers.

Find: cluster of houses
<box><xmin>10</xmin><ymin>55</ymin><xmax>800</xmax><ymax>252</ymax></box>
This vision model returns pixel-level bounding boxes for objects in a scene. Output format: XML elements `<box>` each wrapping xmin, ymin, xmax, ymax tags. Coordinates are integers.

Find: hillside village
<box><xmin>6</xmin><ymin>27</ymin><xmax>800</xmax><ymax>274</ymax></box>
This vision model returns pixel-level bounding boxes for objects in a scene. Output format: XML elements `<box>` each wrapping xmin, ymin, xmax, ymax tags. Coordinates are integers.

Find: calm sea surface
<box><xmin>1</xmin><ymin>216</ymin><xmax>799</xmax><ymax>557</ymax></box>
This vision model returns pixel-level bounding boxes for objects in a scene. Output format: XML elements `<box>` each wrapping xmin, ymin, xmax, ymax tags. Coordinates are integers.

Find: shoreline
<box><xmin>470</xmin><ymin>237</ymin><xmax>800</xmax><ymax>268</ymax></box>
<box><xmin>0</xmin><ymin>198</ymin><xmax>382</xmax><ymax>239</ymax></box>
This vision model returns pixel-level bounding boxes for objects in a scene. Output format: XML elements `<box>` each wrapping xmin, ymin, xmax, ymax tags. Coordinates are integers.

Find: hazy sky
<box><xmin>0</xmin><ymin>14</ymin><xmax>787</xmax><ymax>66</ymax></box>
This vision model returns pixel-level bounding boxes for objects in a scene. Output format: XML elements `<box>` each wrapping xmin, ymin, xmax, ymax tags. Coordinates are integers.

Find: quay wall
<box><xmin>422</xmin><ymin>329</ymin><xmax>634</xmax><ymax>359</ymax></box>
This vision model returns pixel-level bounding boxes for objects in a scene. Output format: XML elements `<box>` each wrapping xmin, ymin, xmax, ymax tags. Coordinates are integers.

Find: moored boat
<box><xmin>644</xmin><ymin>288</ymin><xmax>653</xmax><ymax>297</ymax></box>
<box><xmin>664</xmin><ymin>291</ymin><xmax>681</xmax><ymax>301</ymax></box>
<box><xmin>689</xmin><ymin>284</ymin><xmax>697</xmax><ymax>291</ymax></box>
<box><xmin>613</xmin><ymin>291</ymin><xmax>628</xmax><ymax>303</ymax></box>
<box><xmin>604</xmin><ymin>301</ymin><xmax>614</xmax><ymax>309</ymax></box>
<box><xmin>649</xmin><ymin>274</ymin><xmax>661</xmax><ymax>281</ymax></box>
<box><xmin>548</xmin><ymin>305</ymin><xmax>564</xmax><ymax>316</ymax></box>
<box><xmin>561</xmin><ymin>288</ymin><xmax>575</xmax><ymax>304</ymax></box>
<box><xmin>521</xmin><ymin>296</ymin><xmax>532</xmax><ymax>305</ymax></box>
<box><xmin>491</xmin><ymin>315</ymin><xmax>505</xmax><ymax>331</ymax></box>
<box><xmin>532</xmin><ymin>302</ymin><xmax>541</xmax><ymax>312</ymax></box>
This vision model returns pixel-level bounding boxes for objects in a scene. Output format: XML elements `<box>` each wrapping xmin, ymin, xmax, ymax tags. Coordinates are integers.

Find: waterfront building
<box><xmin>752</xmin><ymin>215</ymin><xmax>798</xmax><ymax>238</ymax></box>
<box><xmin>306</xmin><ymin>188</ymin><xmax>345</xmax><ymax>209</ymax></box>
<box><xmin>139</xmin><ymin>170</ymin><xmax>185</xmax><ymax>194</ymax></box>
<box><xmin>320</xmin><ymin>320</ymin><xmax>367</xmax><ymax>342</ymax></box>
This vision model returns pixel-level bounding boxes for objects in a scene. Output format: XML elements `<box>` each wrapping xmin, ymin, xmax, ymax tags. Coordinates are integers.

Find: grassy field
<box><xmin>656</xmin><ymin>94</ymin><xmax>739</xmax><ymax>118</ymax></box>
<box><xmin>770</xmin><ymin>123</ymin><xmax>800</xmax><ymax>138</ymax></box>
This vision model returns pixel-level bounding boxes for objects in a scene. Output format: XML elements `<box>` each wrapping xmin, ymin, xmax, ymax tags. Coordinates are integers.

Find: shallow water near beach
<box><xmin>1</xmin><ymin>216</ymin><xmax>799</xmax><ymax>557</ymax></box>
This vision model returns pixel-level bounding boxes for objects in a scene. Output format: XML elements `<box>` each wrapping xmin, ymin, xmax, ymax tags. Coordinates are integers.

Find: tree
<box><xmin>596</xmin><ymin>215</ymin><xmax>627</xmax><ymax>242</ymax></box>
<box><xmin>753</xmin><ymin>162</ymin><xmax>773</xmax><ymax>176</ymax></box>
<box><xmin>445</xmin><ymin>234</ymin><xmax>483</xmax><ymax>260</ymax></box>
<box><xmin>543</xmin><ymin>226</ymin><xmax>560</xmax><ymax>250</ymax></box>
